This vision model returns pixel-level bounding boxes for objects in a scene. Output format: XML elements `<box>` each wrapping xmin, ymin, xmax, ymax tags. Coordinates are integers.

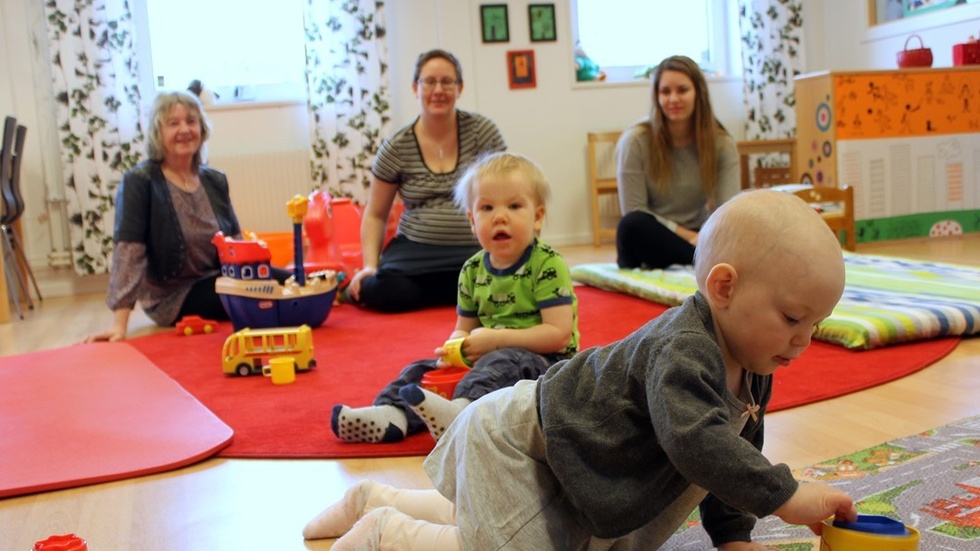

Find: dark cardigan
<box><xmin>113</xmin><ymin>160</ymin><xmax>240</xmax><ymax>282</ymax></box>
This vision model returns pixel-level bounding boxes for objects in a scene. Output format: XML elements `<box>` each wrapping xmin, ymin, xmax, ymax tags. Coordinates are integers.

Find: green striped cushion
<box><xmin>570</xmin><ymin>252</ymin><xmax>980</xmax><ymax>350</ymax></box>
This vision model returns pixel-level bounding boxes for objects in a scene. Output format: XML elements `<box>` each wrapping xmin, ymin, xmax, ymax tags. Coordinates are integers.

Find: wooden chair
<box><xmin>793</xmin><ymin>185</ymin><xmax>856</xmax><ymax>251</ymax></box>
<box><xmin>735</xmin><ymin>138</ymin><xmax>797</xmax><ymax>189</ymax></box>
<box><xmin>587</xmin><ymin>131</ymin><xmax>622</xmax><ymax>246</ymax></box>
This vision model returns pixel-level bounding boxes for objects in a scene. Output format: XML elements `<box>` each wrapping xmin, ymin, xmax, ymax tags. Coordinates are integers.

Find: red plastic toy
<box><xmin>175</xmin><ymin>315</ymin><xmax>218</xmax><ymax>336</ymax></box>
<box><xmin>212</xmin><ymin>233</ymin><xmax>272</xmax><ymax>265</ymax></box>
<box><xmin>301</xmin><ymin>190</ymin><xmax>348</xmax><ymax>276</ymax></box>
<box><xmin>33</xmin><ymin>534</ymin><xmax>88</xmax><ymax>551</ymax></box>
<box><xmin>300</xmin><ymin>191</ymin><xmax>403</xmax><ymax>283</ymax></box>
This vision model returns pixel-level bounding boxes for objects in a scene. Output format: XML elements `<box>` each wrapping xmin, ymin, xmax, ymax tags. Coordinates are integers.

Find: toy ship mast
<box><xmin>287</xmin><ymin>195</ymin><xmax>309</xmax><ymax>286</ymax></box>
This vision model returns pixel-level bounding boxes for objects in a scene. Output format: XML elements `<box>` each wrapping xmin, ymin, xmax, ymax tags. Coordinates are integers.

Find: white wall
<box><xmin>2</xmin><ymin>0</ymin><xmax>980</xmax><ymax>296</ymax></box>
<box><xmin>384</xmin><ymin>0</ymin><xmax>748</xmax><ymax>247</ymax></box>
<box><xmin>821</xmin><ymin>0</ymin><xmax>980</xmax><ymax>71</ymax></box>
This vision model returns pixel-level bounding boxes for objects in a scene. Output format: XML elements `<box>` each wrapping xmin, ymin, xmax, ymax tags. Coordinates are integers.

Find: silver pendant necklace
<box><xmin>420</xmin><ymin>119</ymin><xmax>453</xmax><ymax>160</ymax></box>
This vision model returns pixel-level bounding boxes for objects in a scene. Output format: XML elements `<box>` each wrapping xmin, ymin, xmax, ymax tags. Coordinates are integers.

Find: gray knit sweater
<box><xmin>616</xmin><ymin>124</ymin><xmax>740</xmax><ymax>232</ymax></box>
<box><xmin>537</xmin><ymin>292</ymin><xmax>798</xmax><ymax>546</ymax></box>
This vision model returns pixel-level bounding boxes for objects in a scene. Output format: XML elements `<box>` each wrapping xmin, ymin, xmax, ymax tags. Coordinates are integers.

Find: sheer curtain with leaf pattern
<box><xmin>41</xmin><ymin>0</ymin><xmax>795</xmax><ymax>273</ymax></box>
<box><xmin>737</xmin><ymin>0</ymin><xmax>807</xmax><ymax>140</ymax></box>
<box><xmin>303</xmin><ymin>0</ymin><xmax>391</xmax><ymax>203</ymax></box>
<box><xmin>43</xmin><ymin>0</ymin><xmax>145</xmax><ymax>275</ymax></box>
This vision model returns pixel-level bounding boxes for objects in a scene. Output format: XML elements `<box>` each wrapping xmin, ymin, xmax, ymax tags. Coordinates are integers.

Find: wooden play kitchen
<box><xmin>793</xmin><ymin>66</ymin><xmax>980</xmax><ymax>243</ymax></box>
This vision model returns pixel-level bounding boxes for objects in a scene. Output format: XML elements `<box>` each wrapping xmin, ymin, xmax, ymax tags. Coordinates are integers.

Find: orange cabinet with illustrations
<box><xmin>794</xmin><ymin>67</ymin><xmax>980</xmax><ymax>243</ymax></box>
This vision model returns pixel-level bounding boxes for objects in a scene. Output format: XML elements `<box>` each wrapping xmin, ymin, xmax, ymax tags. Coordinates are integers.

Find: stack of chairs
<box><xmin>2</xmin><ymin>115</ymin><xmax>42</xmax><ymax>319</ymax></box>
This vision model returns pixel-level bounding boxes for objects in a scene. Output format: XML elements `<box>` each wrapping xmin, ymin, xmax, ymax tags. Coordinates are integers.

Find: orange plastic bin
<box><xmin>421</xmin><ymin>367</ymin><xmax>469</xmax><ymax>399</ymax></box>
<box><xmin>254</xmin><ymin>231</ymin><xmax>295</xmax><ymax>268</ymax></box>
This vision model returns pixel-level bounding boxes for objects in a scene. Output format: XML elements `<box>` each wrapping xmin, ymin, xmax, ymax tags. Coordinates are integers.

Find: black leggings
<box><xmin>175</xmin><ymin>267</ymin><xmax>292</xmax><ymax>323</ymax></box>
<box><xmin>616</xmin><ymin>210</ymin><xmax>695</xmax><ymax>269</ymax></box>
<box><xmin>357</xmin><ymin>269</ymin><xmax>460</xmax><ymax>313</ymax></box>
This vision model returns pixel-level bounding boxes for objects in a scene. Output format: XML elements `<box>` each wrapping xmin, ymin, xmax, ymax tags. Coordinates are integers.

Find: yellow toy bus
<box><xmin>221</xmin><ymin>324</ymin><xmax>316</xmax><ymax>377</ymax></box>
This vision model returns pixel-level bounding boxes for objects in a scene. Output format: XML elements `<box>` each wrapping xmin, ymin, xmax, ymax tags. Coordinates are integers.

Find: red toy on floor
<box><xmin>174</xmin><ymin>315</ymin><xmax>218</xmax><ymax>336</ymax></box>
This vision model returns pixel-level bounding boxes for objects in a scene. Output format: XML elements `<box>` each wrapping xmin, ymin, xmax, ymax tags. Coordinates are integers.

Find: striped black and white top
<box><xmin>372</xmin><ymin>109</ymin><xmax>506</xmax><ymax>246</ymax></box>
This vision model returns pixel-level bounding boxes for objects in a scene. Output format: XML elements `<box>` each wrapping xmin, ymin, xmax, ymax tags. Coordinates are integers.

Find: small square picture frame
<box><xmin>507</xmin><ymin>50</ymin><xmax>536</xmax><ymax>89</ymax></box>
<box><xmin>528</xmin><ymin>3</ymin><xmax>556</xmax><ymax>42</ymax></box>
<box><xmin>480</xmin><ymin>4</ymin><xmax>510</xmax><ymax>43</ymax></box>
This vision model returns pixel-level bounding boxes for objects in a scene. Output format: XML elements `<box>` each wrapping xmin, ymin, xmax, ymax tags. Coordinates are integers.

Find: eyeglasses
<box><xmin>418</xmin><ymin>77</ymin><xmax>460</xmax><ymax>91</ymax></box>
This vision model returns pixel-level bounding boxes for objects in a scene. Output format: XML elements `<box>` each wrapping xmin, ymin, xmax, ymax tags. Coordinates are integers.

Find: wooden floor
<box><xmin>1</xmin><ymin>235</ymin><xmax>979</xmax><ymax>550</ymax></box>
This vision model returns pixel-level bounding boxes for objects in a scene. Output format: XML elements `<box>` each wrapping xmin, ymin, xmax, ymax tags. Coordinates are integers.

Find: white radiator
<box><xmin>209</xmin><ymin>150</ymin><xmax>312</xmax><ymax>233</ymax></box>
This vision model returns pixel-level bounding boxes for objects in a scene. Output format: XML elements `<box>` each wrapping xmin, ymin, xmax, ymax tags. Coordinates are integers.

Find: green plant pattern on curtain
<box><xmin>44</xmin><ymin>0</ymin><xmax>144</xmax><ymax>275</ymax></box>
<box><xmin>737</xmin><ymin>0</ymin><xmax>806</xmax><ymax>140</ymax></box>
<box><xmin>304</xmin><ymin>0</ymin><xmax>391</xmax><ymax>203</ymax></box>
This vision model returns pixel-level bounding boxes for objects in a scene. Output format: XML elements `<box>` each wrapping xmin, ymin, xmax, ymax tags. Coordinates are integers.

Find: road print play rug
<box><xmin>663</xmin><ymin>415</ymin><xmax>980</xmax><ymax>549</ymax></box>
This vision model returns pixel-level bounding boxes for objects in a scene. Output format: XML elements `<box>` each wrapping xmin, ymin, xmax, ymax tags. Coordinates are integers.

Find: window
<box><xmin>134</xmin><ymin>0</ymin><xmax>306</xmax><ymax>104</ymax></box>
<box><xmin>571</xmin><ymin>0</ymin><xmax>741</xmax><ymax>83</ymax></box>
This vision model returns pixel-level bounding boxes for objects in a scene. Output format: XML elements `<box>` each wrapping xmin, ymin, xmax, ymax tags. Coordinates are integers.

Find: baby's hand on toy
<box><xmin>718</xmin><ymin>541</ymin><xmax>776</xmax><ymax>551</ymax></box>
<box><xmin>433</xmin><ymin>344</ymin><xmax>453</xmax><ymax>368</ymax></box>
<box><xmin>437</xmin><ymin>336</ymin><xmax>476</xmax><ymax>368</ymax></box>
<box><xmin>461</xmin><ymin>327</ymin><xmax>500</xmax><ymax>362</ymax></box>
<box><xmin>774</xmin><ymin>481</ymin><xmax>857</xmax><ymax>535</ymax></box>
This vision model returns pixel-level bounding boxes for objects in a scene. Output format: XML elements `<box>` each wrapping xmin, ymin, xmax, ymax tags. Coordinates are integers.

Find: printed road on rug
<box><xmin>663</xmin><ymin>415</ymin><xmax>980</xmax><ymax>549</ymax></box>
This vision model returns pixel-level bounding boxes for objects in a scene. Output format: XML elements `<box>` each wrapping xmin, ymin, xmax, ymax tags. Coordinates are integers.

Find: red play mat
<box><xmin>128</xmin><ymin>287</ymin><xmax>960</xmax><ymax>459</ymax></box>
<box><xmin>0</xmin><ymin>343</ymin><xmax>232</xmax><ymax>498</ymax></box>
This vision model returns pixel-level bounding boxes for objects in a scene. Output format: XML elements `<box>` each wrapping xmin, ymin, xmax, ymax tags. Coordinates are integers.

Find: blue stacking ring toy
<box><xmin>833</xmin><ymin>514</ymin><xmax>908</xmax><ymax>536</ymax></box>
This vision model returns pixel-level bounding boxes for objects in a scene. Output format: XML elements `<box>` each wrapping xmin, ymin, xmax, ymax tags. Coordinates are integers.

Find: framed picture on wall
<box><xmin>528</xmin><ymin>4</ymin><xmax>557</xmax><ymax>42</ymax></box>
<box><xmin>480</xmin><ymin>4</ymin><xmax>509</xmax><ymax>43</ymax></box>
<box><xmin>904</xmin><ymin>0</ymin><xmax>959</xmax><ymax>17</ymax></box>
<box><xmin>507</xmin><ymin>50</ymin><xmax>536</xmax><ymax>89</ymax></box>
<box><xmin>870</xmin><ymin>0</ymin><xmax>977</xmax><ymax>26</ymax></box>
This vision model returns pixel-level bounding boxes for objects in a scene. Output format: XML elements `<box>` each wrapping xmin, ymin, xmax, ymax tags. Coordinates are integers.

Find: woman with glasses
<box><xmin>345</xmin><ymin>49</ymin><xmax>507</xmax><ymax>312</ymax></box>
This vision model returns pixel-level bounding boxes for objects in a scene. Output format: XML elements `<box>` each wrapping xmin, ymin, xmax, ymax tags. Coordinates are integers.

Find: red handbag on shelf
<box><xmin>953</xmin><ymin>33</ymin><xmax>980</xmax><ymax>66</ymax></box>
<box><xmin>897</xmin><ymin>35</ymin><xmax>933</xmax><ymax>68</ymax></box>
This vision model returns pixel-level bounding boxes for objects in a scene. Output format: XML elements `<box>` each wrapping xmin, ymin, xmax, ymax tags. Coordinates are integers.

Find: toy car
<box><xmin>175</xmin><ymin>315</ymin><xmax>218</xmax><ymax>336</ymax></box>
<box><xmin>221</xmin><ymin>325</ymin><xmax>316</xmax><ymax>376</ymax></box>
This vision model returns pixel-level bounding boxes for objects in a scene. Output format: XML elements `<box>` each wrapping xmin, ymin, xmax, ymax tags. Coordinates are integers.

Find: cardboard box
<box><xmin>953</xmin><ymin>42</ymin><xmax>980</xmax><ymax>66</ymax></box>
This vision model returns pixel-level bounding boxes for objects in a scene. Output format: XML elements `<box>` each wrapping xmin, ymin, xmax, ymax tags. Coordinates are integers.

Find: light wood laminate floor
<box><xmin>1</xmin><ymin>235</ymin><xmax>978</xmax><ymax>550</ymax></box>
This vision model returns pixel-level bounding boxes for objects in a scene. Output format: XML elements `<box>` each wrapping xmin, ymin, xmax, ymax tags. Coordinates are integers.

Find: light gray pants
<box><xmin>424</xmin><ymin>380</ymin><xmax>698</xmax><ymax>550</ymax></box>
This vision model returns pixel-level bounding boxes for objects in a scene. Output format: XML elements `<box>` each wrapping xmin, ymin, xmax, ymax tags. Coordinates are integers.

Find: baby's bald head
<box><xmin>694</xmin><ymin>190</ymin><xmax>845</xmax><ymax>301</ymax></box>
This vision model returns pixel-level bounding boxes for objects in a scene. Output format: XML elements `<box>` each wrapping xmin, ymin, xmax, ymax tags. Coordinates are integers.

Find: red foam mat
<box><xmin>0</xmin><ymin>343</ymin><xmax>233</xmax><ymax>498</ymax></box>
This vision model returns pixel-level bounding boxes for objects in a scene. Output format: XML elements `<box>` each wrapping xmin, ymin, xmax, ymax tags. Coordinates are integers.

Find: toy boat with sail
<box><xmin>213</xmin><ymin>195</ymin><xmax>337</xmax><ymax>330</ymax></box>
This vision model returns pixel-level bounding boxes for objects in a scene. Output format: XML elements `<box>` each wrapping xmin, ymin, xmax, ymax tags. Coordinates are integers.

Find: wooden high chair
<box><xmin>792</xmin><ymin>185</ymin><xmax>856</xmax><ymax>251</ymax></box>
<box><xmin>587</xmin><ymin>131</ymin><xmax>622</xmax><ymax>246</ymax></box>
<box><xmin>735</xmin><ymin>138</ymin><xmax>797</xmax><ymax>190</ymax></box>
<box><xmin>736</xmin><ymin>139</ymin><xmax>857</xmax><ymax>251</ymax></box>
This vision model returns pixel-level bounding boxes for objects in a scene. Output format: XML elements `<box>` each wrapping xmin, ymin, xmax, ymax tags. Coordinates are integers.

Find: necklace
<box><xmin>418</xmin><ymin>119</ymin><xmax>455</xmax><ymax>160</ymax></box>
<box><xmin>164</xmin><ymin>166</ymin><xmax>198</xmax><ymax>191</ymax></box>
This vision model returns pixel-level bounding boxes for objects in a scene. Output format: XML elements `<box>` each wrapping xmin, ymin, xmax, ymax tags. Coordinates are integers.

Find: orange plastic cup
<box><xmin>421</xmin><ymin>367</ymin><xmax>469</xmax><ymax>399</ymax></box>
